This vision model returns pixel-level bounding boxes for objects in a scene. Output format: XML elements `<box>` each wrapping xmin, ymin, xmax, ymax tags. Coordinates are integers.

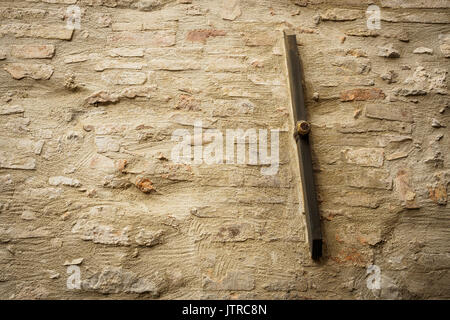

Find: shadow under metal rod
<box><xmin>284</xmin><ymin>30</ymin><xmax>322</xmax><ymax>260</ymax></box>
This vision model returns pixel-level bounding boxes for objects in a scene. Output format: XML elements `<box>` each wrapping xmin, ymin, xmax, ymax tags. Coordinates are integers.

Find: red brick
<box><xmin>340</xmin><ymin>88</ymin><xmax>385</xmax><ymax>102</ymax></box>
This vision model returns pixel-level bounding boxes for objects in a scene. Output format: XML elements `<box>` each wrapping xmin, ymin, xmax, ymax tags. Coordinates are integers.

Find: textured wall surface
<box><xmin>0</xmin><ymin>0</ymin><xmax>449</xmax><ymax>299</ymax></box>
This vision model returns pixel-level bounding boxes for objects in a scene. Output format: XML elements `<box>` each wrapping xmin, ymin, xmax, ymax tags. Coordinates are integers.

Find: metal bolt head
<box><xmin>296</xmin><ymin>120</ymin><xmax>311</xmax><ymax>135</ymax></box>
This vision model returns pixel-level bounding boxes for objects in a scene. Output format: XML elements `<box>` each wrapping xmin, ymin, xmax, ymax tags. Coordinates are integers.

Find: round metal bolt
<box><xmin>296</xmin><ymin>120</ymin><xmax>311</xmax><ymax>136</ymax></box>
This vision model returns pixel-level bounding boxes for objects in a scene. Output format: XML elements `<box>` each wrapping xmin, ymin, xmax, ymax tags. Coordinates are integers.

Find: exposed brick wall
<box><xmin>0</xmin><ymin>0</ymin><xmax>448</xmax><ymax>299</ymax></box>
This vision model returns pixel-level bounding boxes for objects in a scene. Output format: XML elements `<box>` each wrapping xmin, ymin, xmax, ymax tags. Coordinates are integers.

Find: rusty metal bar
<box><xmin>284</xmin><ymin>30</ymin><xmax>322</xmax><ymax>260</ymax></box>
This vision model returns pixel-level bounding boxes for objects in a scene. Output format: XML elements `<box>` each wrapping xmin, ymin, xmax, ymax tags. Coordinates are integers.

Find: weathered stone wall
<box><xmin>0</xmin><ymin>0</ymin><xmax>448</xmax><ymax>299</ymax></box>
